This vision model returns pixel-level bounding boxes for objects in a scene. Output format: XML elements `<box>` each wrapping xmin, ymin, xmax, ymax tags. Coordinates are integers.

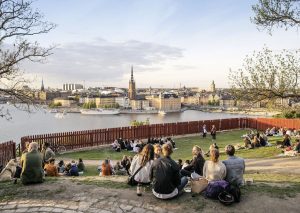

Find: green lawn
<box><xmin>58</xmin><ymin>130</ymin><xmax>286</xmax><ymax>162</ymax></box>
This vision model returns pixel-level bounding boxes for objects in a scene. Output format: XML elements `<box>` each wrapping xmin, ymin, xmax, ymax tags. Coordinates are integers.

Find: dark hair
<box><xmin>44</xmin><ymin>142</ymin><xmax>50</xmax><ymax>147</ymax></box>
<box><xmin>58</xmin><ymin>160</ymin><xmax>64</xmax><ymax>166</ymax></box>
<box><xmin>225</xmin><ymin>145</ymin><xmax>235</xmax><ymax>156</ymax></box>
<box><xmin>79</xmin><ymin>158</ymin><xmax>83</xmax><ymax>162</ymax></box>
<box><xmin>178</xmin><ymin>159</ymin><xmax>182</xmax><ymax>164</ymax></box>
<box><xmin>49</xmin><ymin>158</ymin><xmax>55</xmax><ymax>163</ymax></box>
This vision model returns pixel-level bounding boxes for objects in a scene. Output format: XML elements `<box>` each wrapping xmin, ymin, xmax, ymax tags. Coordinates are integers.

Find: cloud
<box><xmin>23</xmin><ymin>38</ymin><xmax>183</xmax><ymax>84</ymax></box>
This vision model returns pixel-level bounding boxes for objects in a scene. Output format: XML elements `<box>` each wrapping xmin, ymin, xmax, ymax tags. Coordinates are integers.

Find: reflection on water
<box><xmin>0</xmin><ymin>104</ymin><xmax>248</xmax><ymax>143</ymax></box>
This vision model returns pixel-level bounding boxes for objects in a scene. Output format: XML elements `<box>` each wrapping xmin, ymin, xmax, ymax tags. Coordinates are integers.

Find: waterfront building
<box><xmin>53</xmin><ymin>98</ymin><xmax>76</xmax><ymax>107</ymax></box>
<box><xmin>128</xmin><ymin>66</ymin><xmax>136</xmax><ymax>100</ymax></box>
<box><xmin>148</xmin><ymin>93</ymin><xmax>181</xmax><ymax>112</ymax></box>
<box><xmin>95</xmin><ymin>96</ymin><xmax>116</xmax><ymax>108</ymax></box>
<box><xmin>130</xmin><ymin>98</ymin><xmax>150</xmax><ymax>110</ymax></box>
<box><xmin>115</xmin><ymin>96</ymin><xmax>130</xmax><ymax>108</ymax></box>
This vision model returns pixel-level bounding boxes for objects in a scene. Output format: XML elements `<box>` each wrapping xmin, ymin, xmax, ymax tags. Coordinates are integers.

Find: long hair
<box><xmin>139</xmin><ymin>144</ymin><xmax>154</xmax><ymax>166</ymax></box>
<box><xmin>210</xmin><ymin>149</ymin><xmax>219</xmax><ymax>163</ymax></box>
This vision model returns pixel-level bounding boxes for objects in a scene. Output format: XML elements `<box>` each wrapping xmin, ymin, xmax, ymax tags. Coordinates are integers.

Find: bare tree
<box><xmin>252</xmin><ymin>0</ymin><xmax>300</xmax><ymax>33</ymax></box>
<box><xmin>0</xmin><ymin>0</ymin><xmax>55</xmax><ymax>119</ymax></box>
<box><xmin>229</xmin><ymin>47</ymin><xmax>300</xmax><ymax>107</ymax></box>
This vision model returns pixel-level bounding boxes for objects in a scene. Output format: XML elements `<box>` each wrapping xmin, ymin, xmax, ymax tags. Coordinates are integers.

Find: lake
<box><xmin>0</xmin><ymin>104</ymin><xmax>250</xmax><ymax>143</ymax></box>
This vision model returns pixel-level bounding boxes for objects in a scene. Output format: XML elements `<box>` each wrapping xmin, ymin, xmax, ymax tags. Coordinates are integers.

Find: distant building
<box><xmin>148</xmin><ymin>93</ymin><xmax>181</xmax><ymax>112</ymax></box>
<box><xmin>128</xmin><ymin>66</ymin><xmax>136</xmax><ymax>100</ymax></box>
<box><xmin>63</xmin><ymin>83</ymin><xmax>83</xmax><ymax>91</ymax></box>
<box><xmin>53</xmin><ymin>98</ymin><xmax>76</xmax><ymax>107</ymax></box>
<box><xmin>115</xmin><ymin>96</ymin><xmax>130</xmax><ymax>108</ymax></box>
<box><xmin>210</xmin><ymin>81</ymin><xmax>216</xmax><ymax>93</ymax></box>
<box><xmin>41</xmin><ymin>79</ymin><xmax>45</xmax><ymax>92</ymax></box>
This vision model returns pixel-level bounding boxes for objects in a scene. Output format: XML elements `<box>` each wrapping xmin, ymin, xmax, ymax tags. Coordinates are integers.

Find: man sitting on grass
<box><xmin>223</xmin><ymin>145</ymin><xmax>245</xmax><ymax>186</ymax></box>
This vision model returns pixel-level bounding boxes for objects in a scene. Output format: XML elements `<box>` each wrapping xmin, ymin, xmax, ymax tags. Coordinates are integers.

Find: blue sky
<box><xmin>22</xmin><ymin>0</ymin><xmax>300</xmax><ymax>89</ymax></box>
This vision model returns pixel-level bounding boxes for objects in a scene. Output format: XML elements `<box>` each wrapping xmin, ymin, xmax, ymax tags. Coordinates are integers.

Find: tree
<box><xmin>229</xmin><ymin>47</ymin><xmax>300</xmax><ymax>107</ymax></box>
<box><xmin>252</xmin><ymin>0</ymin><xmax>300</xmax><ymax>33</ymax></box>
<box><xmin>0</xmin><ymin>0</ymin><xmax>55</xmax><ymax>119</ymax></box>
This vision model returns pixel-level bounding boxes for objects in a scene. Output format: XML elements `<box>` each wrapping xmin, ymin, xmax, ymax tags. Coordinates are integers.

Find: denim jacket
<box><xmin>223</xmin><ymin>156</ymin><xmax>245</xmax><ymax>186</ymax></box>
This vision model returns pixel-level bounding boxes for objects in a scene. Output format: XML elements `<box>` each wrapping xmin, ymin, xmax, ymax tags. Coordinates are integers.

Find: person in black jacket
<box><xmin>151</xmin><ymin>143</ymin><xmax>188</xmax><ymax>199</ymax></box>
<box><xmin>180</xmin><ymin>145</ymin><xmax>205</xmax><ymax>177</ymax></box>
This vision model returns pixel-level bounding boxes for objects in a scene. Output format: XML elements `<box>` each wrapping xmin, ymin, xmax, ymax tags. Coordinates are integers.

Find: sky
<box><xmin>18</xmin><ymin>0</ymin><xmax>300</xmax><ymax>89</ymax></box>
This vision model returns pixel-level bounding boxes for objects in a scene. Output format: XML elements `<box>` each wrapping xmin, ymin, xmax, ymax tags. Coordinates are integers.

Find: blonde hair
<box><xmin>162</xmin><ymin>143</ymin><xmax>173</xmax><ymax>157</ymax></box>
<box><xmin>210</xmin><ymin>149</ymin><xmax>219</xmax><ymax>163</ymax></box>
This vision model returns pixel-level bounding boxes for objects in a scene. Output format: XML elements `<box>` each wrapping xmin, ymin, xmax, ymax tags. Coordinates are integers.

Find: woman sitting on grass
<box><xmin>44</xmin><ymin>158</ymin><xmax>59</xmax><ymax>177</ymax></box>
<box><xmin>100</xmin><ymin>159</ymin><xmax>113</xmax><ymax>176</ymax></box>
<box><xmin>203</xmin><ymin>149</ymin><xmax>226</xmax><ymax>182</ymax></box>
<box><xmin>129</xmin><ymin>144</ymin><xmax>154</xmax><ymax>185</ymax></box>
<box><xmin>77</xmin><ymin>158</ymin><xmax>85</xmax><ymax>174</ymax></box>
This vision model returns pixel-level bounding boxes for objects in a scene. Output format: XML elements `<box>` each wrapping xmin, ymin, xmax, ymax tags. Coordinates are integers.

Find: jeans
<box><xmin>177</xmin><ymin>176</ymin><xmax>188</xmax><ymax>192</ymax></box>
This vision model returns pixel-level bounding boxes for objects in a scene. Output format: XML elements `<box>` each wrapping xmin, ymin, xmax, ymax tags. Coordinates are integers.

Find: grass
<box><xmin>57</xmin><ymin>129</ymin><xmax>286</xmax><ymax>161</ymax></box>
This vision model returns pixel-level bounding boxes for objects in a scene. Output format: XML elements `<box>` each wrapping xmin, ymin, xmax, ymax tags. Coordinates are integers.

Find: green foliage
<box><xmin>229</xmin><ymin>47</ymin><xmax>300</xmax><ymax>108</ymax></box>
<box><xmin>252</xmin><ymin>0</ymin><xmax>300</xmax><ymax>33</ymax></box>
<box><xmin>83</xmin><ymin>101</ymin><xmax>96</xmax><ymax>109</ymax></box>
<box><xmin>102</xmin><ymin>103</ymin><xmax>119</xmax><ymax>109</ymax></box>
<box><xmin>130</xmin><ymin>118</ymin><xmax>150</xmax><ymax>126</ymax></box>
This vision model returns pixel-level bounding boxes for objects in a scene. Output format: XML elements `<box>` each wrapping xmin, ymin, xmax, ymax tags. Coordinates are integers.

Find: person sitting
<box><xmin>182</xmin><ymin>160</ymin><xmax>190</xmax><ymax>169</ymax></box>
<box><xmin>77</xmin><ymin>158</ymin><xmax>85</xmax><ymax>174</ymax></box>
<box><xmin>151</xmin><ymin>143</ymin><xmax>188</xmax><ymax>199</ymax></box>
<box><xmin>100</xmin><ymin>159</ymin><xmax>113</xmax><ymax>176</ymax></box>
<box><xmin>282</xmin><ymin>134</ymin><xmax>291</xmax><ymax>147</ymax></box>
<box><xmin>121</xmin><ymin>155</ymin><xmax>131</xmax><ymax>175</ymax></box>
<box><xmin>113</xmin><ymin>161</ymin><xmax>127</xmax><ymax>175</ymax></box>
<box><xmin>20</xmin><ymin>142</ymin><xmax>44</xmax><ymax>185</ymax></box>
<box><xmin>66</xmin><ymin>161</ymin><xmax>79</xmax><ymax>176</ymax></box>
<box><xmin>44</xmin><ymin>158</ymin><xmax>59</xmax><ymax>177</ymax></box>
<box><xmin>180</xmin><ymin>145</ymin><xmax>205</xmax><ymax>177</ymax></box>
<box><xmin>112</xmin><ymin>140</ymin><xmax>121</xmax><ymax>152</ymax></box>
<box><xmin>223</xmin><ymin>145</ymin><xmax>245</xmax><ymax>186</ymax></box>
<box><xmin>251</xmin><ymin>136</ymin><xmax>261</xmax><ymax>148</ymax></box>
<box><xmin>154</xmin><ymin>144</ymin><xmax>162</xmax><ymax>160</ymax></box>
<box><xmin>293</xmin><ymin>139</ymin><xmax>300</xmax><ymax>153</ymax></box>
<box><xmin>203</xmin><ymin>149</ymin><xmax>226</xmax><ymax>182</ymax></box>
<box><xmin>177</xmin><ymin>159</ymin><xmax>183</xmax><ymax>169</ymax></box>
<box><xmin>244</xmin><ymin>137</ymin><xmax>252</xmax><ymax>148</ymax></box>
<box><xmin>129</xmin><ymin>144</ymin><xmax>154</xmax><ymax>185</ymax></box>
<box><xmin>42</xmin><ymin>142</ymin><xmax>55</xmax><ymax>164</ymax></box>
<box><xmin>57</xmin><ymin>160</ymin><xmax>65</xmax><ymax>173</ymax></box>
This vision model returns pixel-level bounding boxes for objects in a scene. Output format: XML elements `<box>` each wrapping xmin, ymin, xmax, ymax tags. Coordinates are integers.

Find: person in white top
<box><xmin>129</xmin><ymin>144</ymin><xmax>154</xmax><ymax>184</ymax></box>
<box><xmin>203</xmin><ymin>148</ymin><xmax>226</xmax><ymax>182</ymax></box>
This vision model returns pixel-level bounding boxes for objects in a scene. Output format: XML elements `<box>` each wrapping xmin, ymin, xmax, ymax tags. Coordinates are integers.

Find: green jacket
<box><xmin>21</xmin><ymin>150</ymin><xmax>44</xmax><ymax>185</ymax></box>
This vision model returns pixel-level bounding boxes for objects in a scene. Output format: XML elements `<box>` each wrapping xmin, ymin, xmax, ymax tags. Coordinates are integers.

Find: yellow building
<box><xmin>149</xmin><ymin>94</ymin><xmax>181</xmax><ymax>112</ymax></box>
<box><xmin>53</xmin><ymin>98</ymin><xmax>75</xmax><ymax>107</ymax></box>
<box><xmin>95</xmin><ymin>96</ymin><xmax>115</xmax><ymax>108</ymax></box>
<box><xmin>130</xmin><ymin>99</ymin><xmax>150</xmax><ymax>110</ymax></box>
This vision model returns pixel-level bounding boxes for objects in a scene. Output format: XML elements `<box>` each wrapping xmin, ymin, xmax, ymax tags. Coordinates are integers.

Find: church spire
<box><xmin>131</xmin><ymin>65</ymin><xmax>134</xmax><ymax>81</ymax></box>
<box><xmin>41</xmin><ymin>78</ymin><xmax>45</xmax><ymax>91</ymax></box>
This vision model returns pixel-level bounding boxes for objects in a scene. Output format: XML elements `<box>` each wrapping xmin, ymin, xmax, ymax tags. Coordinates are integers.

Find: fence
<box><xmin>20</xmin><ymin>118</ymin><xmax>248</xmax><ymax>152</ymax></box>
<box><xmin>0</xmin><ymin>141</ymin><xmax>16</xmax><ymax>167</ymax></box>
<box><xmin>2</xmin><ymin>117</ymin><xmax>300</xmax><ymax>155</ymax></box>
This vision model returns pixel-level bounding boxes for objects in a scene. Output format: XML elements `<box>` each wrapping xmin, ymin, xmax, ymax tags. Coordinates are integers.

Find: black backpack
<box><xmin>225</xmin><ymin>183</ymin><xmax>241</xmax><ymax>203</ymax></box>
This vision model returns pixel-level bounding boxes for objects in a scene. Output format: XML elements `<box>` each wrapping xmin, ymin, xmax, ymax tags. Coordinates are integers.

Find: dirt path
<box><xmin>60</xmin><ymin>156</ymin><xmax>300</xmax><ymax>175</ymax></box>
<box><xmin>1</xmin><ymin>178</ymin><xmax>299</xmax><ymax>213</ymax></box>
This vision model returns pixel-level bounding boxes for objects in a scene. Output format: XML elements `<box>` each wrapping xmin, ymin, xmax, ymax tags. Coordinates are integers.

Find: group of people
<box><xmin>97</xmin><ymin>155</ymin><xmax>133</xmax><ymax>176</ymax></box>
<box><xmin>11</xmin><ymin>141</ymin><xmax>87</xmax><ymax>184</ymax></box>
<box><xmin>265</xmin><ymin>127</ymin><xmax>300</xmax><ymax>137</ymax></box>
<box><xmin>127</xmin><ymin>142</ymin><xmax>245</xmax><ymax>200</ymax></box>
<box><xmin>242</xmin><ymin>130</ymin><xmax>270</xmax><ymax>148</ymax></box>
<box><xmin>111</xmin><ymin>137</ymin><xmax>176</xmax><ymax>153</ymax></box>
<box><xmin>201</xmin><ymin>124</ymin><xmax>217</xmax><ymax>141</ymax></box>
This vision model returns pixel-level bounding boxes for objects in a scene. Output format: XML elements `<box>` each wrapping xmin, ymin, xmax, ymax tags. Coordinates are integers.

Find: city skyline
<box><xmin>19</xmin><ymin>0</ymin><xmax>300</xmax><ymax>89</ymax></box>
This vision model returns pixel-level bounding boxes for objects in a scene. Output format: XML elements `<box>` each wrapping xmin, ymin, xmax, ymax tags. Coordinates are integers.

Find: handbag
<box><xmin>191</xmin><ymin>178</ymin><xmax>208</xmax><ymax>194</ymax></box>
<box><xmin>127</xmin><ymin>165</ymin><xmax>144</xmax><ymax>186</ymax></box>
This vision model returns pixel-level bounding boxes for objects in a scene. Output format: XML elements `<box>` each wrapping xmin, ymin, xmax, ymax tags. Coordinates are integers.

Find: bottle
<box><xmin>137</xmin><ymin>183</ymin><xmax>142</xmax><ymax>196</ymax></box>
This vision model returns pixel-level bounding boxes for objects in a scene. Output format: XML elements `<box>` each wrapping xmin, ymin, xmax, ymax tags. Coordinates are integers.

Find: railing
<box><xmin>20</xmin><ymin>118</ymin><xmax>247</xmax><ymax>152</ymax></box>
<box><xmin>248</xmin><ymin>118</ymin><xmax>300</xmax><ymax>131</ymax></box>
<box><xmin>0</xmin><ymin>141</ymin><xmax>16</xmax><ymax>167</ymax></box>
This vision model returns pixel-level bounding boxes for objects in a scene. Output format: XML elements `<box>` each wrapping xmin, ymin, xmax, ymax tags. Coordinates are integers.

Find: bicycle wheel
<box><xmin>57</xmin><ymin>146</ymin><xmax>66</xmax><ymax>154</ymax></box>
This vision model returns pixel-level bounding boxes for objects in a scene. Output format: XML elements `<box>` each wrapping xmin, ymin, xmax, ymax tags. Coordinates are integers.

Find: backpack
<box><xmin>205</xmin><ymin>180</ymin><xmax>229</xmax><ymax>199</ymax></box>
<box><xmin>226</xmin><ymin>183</ymin><xmax>241</xmax><ymax>203</ymax></box>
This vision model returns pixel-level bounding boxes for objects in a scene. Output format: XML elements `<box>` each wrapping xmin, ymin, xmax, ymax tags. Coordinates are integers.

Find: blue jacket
<box><xmin>223</xmin><ymin>156</ymin><xmax>245</xmax><ymax>186</ymax></box>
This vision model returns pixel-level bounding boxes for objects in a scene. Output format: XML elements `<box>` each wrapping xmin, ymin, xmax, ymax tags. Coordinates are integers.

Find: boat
<box><xmin>49</xmin><ymin>109</ymin><xmax>58</xmax><ymax>113</ymax></box>
<box><xmin>80</xmin><ymin>108</ymin><xmax>120</xmax><ymax>115</ymax></box>
<box><xmin>158</xmin><ymin>110</ymin><xmax>166</xmax><ymax>115</ymax></box>
<box><xmin>54</xmin><ymin>110</ymin><xmax>67</xmax><ymax>119</ymax></box>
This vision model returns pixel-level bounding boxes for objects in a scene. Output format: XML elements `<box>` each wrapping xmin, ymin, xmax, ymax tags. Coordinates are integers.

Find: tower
<box><xmin>41</xmin><ymin>78</ymin><xmax>45</xmax><ymax>92</ymax></box>
<box><xmin>210</xmin><ymin>80</ymin><xmax>216</xmax><ymax>93</ymax></box>
<box><xmin>128</xmin><ymin>66</ymin><xmax>136</xmax><ymax>100</ymax></box>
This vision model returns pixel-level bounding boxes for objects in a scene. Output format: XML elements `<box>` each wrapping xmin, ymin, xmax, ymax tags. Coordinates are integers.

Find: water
<box><xmin>0</xmin><ymin>104</ymin><xmax>248</xmax><ymax>143</ymax></box>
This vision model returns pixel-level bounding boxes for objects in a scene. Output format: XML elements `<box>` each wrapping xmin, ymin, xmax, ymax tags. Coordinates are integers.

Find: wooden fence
<box><xmin>0</xmin><ymin>141</ymin><xmax>16</xmax><ymax>167</ymax></box>
<box><xmin>2</xmin><ymin>117</ymin><xmax>300</xmax><ymax>159</ymax></box>
<box><xmin>20</xmin><ymin>118</ymin><xmax>248</xmax><ymax>152</ymax></box>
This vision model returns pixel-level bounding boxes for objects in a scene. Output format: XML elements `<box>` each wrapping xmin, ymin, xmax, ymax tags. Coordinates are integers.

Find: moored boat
<box><xmin>80</xmin><ymin>108</ymin><xmax>120</xmax><ymax>115</ymax></box>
